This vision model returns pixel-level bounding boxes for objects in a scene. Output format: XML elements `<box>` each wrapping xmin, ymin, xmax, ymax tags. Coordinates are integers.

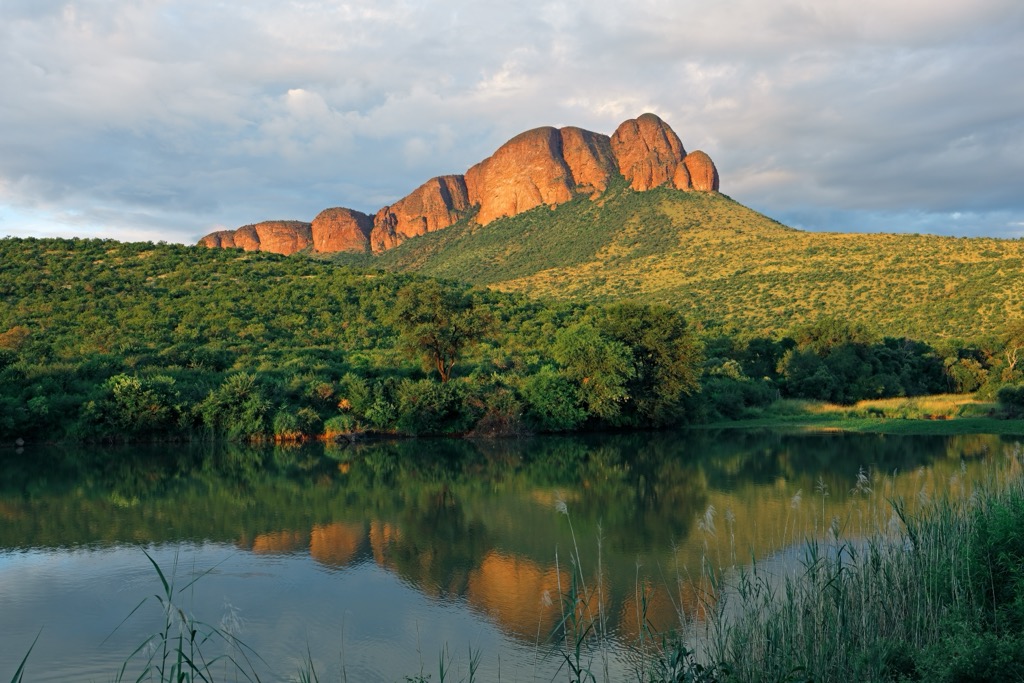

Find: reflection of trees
<box><xmin>2</xmin><ymin>433</ymin><xmax>1021</xmax><ymax>643</ymax></box>
<box><xmin>693</xmin><ymin>430</ymin><xmax>961</xmax><ymax>489</ymax></box>
<box><xmin>374</xmin><ymin>484</ymin><xmax>493</xmax><ymax>598</ymax></box>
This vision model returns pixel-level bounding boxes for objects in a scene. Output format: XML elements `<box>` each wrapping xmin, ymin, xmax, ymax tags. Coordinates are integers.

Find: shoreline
<box><xmin>698</xmin><ymin>414</ymin><xmax>1024</xmax><ymax>436</ymax></box>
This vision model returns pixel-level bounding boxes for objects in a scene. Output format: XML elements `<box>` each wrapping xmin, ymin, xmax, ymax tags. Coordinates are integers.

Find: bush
<box><xmin>78</xmin><ymin>373</ymin><xmax>182</xmax><ymax>440</ymax></box>
<box><xmin>996</xmin><ymin>384</ymin><xmax>1024</xmax><ymax>418</ymax></box>
<box><xmin>468</xmin><ymin>385</ymin><xmax>527</xmax><ymax>437</ymax></box>
<box><xmin>520</xmin><ymin>366</ymin><xmax>587</xmax><ymax>432</ymax></box>
<box><xmin>272</xmin><ymin>406</ymin><xmax>322</xmax><ymax>441</ymax></box>
<box><xmin>395</xmin><ymin>378</ymin><xmax>480</xmax><ymax>435</ymax></box>
<box><xmin>702</xmin><ymin>376</ymin><xmax>777</xmax><ymax>420</ymax></box>
<box><xmin>199</xmin><ymin>373</ymin><xmax>272</xmax><ymax>440</ymax></box>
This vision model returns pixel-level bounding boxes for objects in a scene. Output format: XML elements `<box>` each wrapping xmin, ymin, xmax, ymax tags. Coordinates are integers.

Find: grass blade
<box><xmin>8</xmin><ymin>628</ymin><xmax>41</xmax><ymax>683</ymax></box>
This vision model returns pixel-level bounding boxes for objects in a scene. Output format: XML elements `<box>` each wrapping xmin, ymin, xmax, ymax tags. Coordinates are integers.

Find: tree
<box><xmin>790</xmin><ymin>316</ymin><xmax>876</xmax><ymax>355</ymax></box>
<box><xmin>1001</xmin><ymin>320</ymin><xmax>1024</xmax><ymax>382</ymax></box>
<box><xmin>390</xmin><ymin>280</ymin><xmax>491</xmax><ymax>383</ymax></box>
<box><xmin>552</xmin><ymin>322</ymin><xmax>634</xmax><ymax>420</ymax></box>
<box><xmin>597</xmin><ymin>303</ymin><xmax>703</xmax><ymax>426</ymax></box>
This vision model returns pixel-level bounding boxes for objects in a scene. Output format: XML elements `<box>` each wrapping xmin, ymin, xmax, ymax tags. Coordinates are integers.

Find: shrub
<box><xmin>272</xmin><ymin>406</ymin><xmax>323</xmax><ymax>441</ymax></box>
<box><xmin>395</xmin><ymin>378</ymin><xmax>479</xmax><ymax>435</ymax></box>
<box><xmin>520</xmin><ymin>366</ymin><xmax>587</xmax><ymax>432</ymax></box>
<box><xmin>996</xmin><ymin>384</ymin><xmax>1024</xmax><ymax>418</ymax></box>
<box><xmin>78</xmin><ymin>373</ymin><xmax>182</xmax><ymax>440</ymax></box>
<box><xmin>198</xmin><ymin>373</ymin><xmax>272</xmax><ymax>440</ymax></box>
<box><xmin>468</xmin><ymin>385</ymin><xmax>528</xmax><ymax>437</ymax></box>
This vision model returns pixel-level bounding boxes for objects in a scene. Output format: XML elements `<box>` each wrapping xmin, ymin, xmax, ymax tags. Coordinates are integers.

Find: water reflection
<box><xmin>1</xmin><ymin>430</ymin><xmax>1021</xmax><ymax>675</ymax></box>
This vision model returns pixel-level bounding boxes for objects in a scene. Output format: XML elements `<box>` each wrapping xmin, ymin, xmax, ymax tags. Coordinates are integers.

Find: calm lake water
<box><xmin>1</xmin><ymin>430</ymin><xmax>1021</xmax><ymax>682</ymax></box>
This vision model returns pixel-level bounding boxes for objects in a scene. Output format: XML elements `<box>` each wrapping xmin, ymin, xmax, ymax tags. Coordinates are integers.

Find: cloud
<box><xmin>1</xmin><ymin>0</ymin><xmax>1022</xmax><ymax>243</ymax></box>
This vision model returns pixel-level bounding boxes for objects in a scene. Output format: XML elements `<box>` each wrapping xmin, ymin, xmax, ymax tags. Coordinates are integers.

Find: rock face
<box><xmin>559</xmin><ymin>126</ymin><xmax>618</xmax><ymax>195</ymax></box>
<box><xmin>466</xmin><ymin>127</ymin><xmax>576</xmax><ymax>225</ymax></box>
<box><xmin>610</xmin><ymin>113</ymin><xmax>689</xmax><ymax>191</ymax></box>
<box><xmin>199</xmin><ymin>220</ymin><xmax>311</xmax><ymax>255</ymax></box>
<box><xmin>683</xmin><ymin>150</ymin><xmax>720</xmax><ymax>192</ymax></box>
<box><xmin>370</xmin><ymin>175</ymin><xmax>471</xmax><ymax>253</ymax></box>
<box><xmin>198</xmin><ymin>113</ymin><xmax>721</xmax><ymax>254</ymax></box>
<box><xmin>311</xmin><ymin>208</ymin><xmax>373</xmax><ymax>253</ymax></box>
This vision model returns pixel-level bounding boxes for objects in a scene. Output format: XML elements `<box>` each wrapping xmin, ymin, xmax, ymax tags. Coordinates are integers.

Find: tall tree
<box><xmin>1002</xmin><ymin>319</ymin><xmax>1024</xmax><ymax>382</ymax></box>
<box><xmin>390</xmin><ymin>280</ymin><xmax>491</xmax><ymax>382</ymax></box>
<box><xmin>597</xmin><ymin>302</ymin><xmax>703</xmax><ymax>426</ymax></box>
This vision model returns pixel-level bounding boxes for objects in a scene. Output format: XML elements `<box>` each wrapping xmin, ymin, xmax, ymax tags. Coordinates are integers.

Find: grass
<box><xmin>6</xmin><ymin>629</ymin><xmax>39</xmax><ymax>683</ymax></box>
<box><xmin>698</xmin><ymin>453</ymin><xmax>1024</xmax><ymax>682</ymax></box>
<box><xmin>107</xmin><ymin>550</ymin><xmax>266</xmax><ymax>683</ymax></box>
<box><xmin>536</xmin><ymin>450</ymin><xmax>1024</xmax><ymax>682</ymax></box>
<box><xmin>370</xmin><ymin>187</ymin><xmax>1024</xmax><ymax>341</ymax></box>
<box><xmin>701</xmin><ymin>395</ymin><xmax>1024</xmax><ymax>435</ymax></box>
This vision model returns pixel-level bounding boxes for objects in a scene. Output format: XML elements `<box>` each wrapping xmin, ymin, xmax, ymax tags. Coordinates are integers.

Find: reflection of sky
<box><xmin>0</xmin><ymin>543</ymin><xmax>618</xmax><ymax>682</ymax></box>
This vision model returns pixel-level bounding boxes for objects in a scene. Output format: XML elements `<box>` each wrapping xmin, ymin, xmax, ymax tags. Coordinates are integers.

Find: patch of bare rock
<box><xmin>199</xmin><ymin>114</ymin><xmax>720</xmax><ymax>256</ymax></box>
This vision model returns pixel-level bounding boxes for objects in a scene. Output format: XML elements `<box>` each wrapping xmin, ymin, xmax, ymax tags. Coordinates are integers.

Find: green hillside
<box><xmin>359</xmin><ymin>183</ymin><xmax>1024</xmax><ymax>341</ymax></box>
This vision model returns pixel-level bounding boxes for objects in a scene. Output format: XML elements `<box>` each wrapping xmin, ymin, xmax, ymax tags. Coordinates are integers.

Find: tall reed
<box><xmin>109</xmin><ymin>550</ymin><xmax>266</xmax><ymax>683</ymax></box>
<box><xmin>700</xmin><ymin>455</ymin><xmax>1024</xmax><ymax>682</ymax></box>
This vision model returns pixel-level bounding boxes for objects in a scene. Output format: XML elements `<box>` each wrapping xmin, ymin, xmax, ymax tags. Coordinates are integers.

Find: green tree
<box><xmin>596</xmin><ymin>302</ymin><xmax>703</xmax><ymax>426</ymax></box>
<box><xmin>1001</xmin><ymin>320</ymin><xmax>1024</xmax><ymax>382</ymax></box>
<box><xmin>520</xmin><ymin>365</ymin><xmax>588</xmax><ymax>431</ymax></box>
<box><xmin>390</xmin><ymin>280</ymin><xmax>491</xmax><ymax>382</ymax></box>
<box><xmin>199</xmin><ymin>373</ymin><xmax>272</xmax><ymax>440</ymax></box>
<box><xmin>81</xmin><ymin>374</ymin><xmax>181</xmax><ymax>439</ymax></box>
<box><xmin>790</xmin><ymin>316</ymin><xmax>877</xmax><ymax>355</ymax></box>
<box><xmin>552</xmin><ymin>322</ymin><xmax>634</xmax><ymax>420</ymax></box>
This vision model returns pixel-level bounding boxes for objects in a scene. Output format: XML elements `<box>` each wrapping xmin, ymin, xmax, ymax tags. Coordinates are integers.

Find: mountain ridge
<box><xmin>198</xmin><ymin>113</ymin><xmax>720</xmax><ymax>255</ymax></box>
<box><xmin>358</xmin><ymin>185</ymin><xmax>1024</xmax><ymax>340</ymax></box>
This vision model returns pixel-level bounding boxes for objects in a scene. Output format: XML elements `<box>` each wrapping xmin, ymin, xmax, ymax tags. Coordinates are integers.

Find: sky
<box><xmin>1</xmin><ymin>0</ymin><xmax>1023</xmax><ymax>245</ymax></box>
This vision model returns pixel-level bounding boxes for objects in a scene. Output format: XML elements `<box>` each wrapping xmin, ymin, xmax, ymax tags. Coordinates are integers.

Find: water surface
<box><xmin>1</xmin><ymin>430</ymin><xmax>1019</xmax><ymax>681</ymax></box>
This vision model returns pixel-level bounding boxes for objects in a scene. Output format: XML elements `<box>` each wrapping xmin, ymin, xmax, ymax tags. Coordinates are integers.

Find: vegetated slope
<box><xmin>369</xmin><ymin>183</ymin><xmax>1024</xmax><ymax>341</ymax></box>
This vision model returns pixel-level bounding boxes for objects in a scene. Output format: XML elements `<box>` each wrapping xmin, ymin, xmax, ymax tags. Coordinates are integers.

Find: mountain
<box><xmin>197</xmin><ymin>113</ymin><xmax>719</xmax><ymax>255</ymax></box>
<box><xmin>363</xmin><ymin>185</ymin><xmax>1024</xmax><ymax>340</ymax></box>
<box><xmin>193</xmin><ymin>113</ymin><xmax>1024</xmax><ymax>341</ymax></box>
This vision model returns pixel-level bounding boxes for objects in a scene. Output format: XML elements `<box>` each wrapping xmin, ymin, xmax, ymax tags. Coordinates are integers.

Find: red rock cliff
<box><xmin>610</xmin><ymin>113</ymin><xmax>689</xmax><ymax>191</ymax></box>
<box><xmin>199</xmin><ymin>220</ymin><xmax>312</xmax><ymax>255</ymax></box>
<box><xmin>370</xmin><ymin>175</ymin><xmax>471</xmax><ymax>253</ymax></box>
<box><xmin>198</xmin><ymin>114</ymin><xmax>720</xmax><ymax>254</ymax></box>
<box><xmin>311</xmin><ymin>208</ymin><xmax>373</xmax><ymax>253</ymax></box>
<box><xmin>465</xmin><ymin>127</ymin><xmax>576</xmax><ymax>225</ymax></box>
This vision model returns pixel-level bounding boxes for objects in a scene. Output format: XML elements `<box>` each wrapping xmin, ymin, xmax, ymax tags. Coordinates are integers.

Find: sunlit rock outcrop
<box><xmin>198</xmin><ymin>114</ymin><xmax>721</xmax><ymax>254</ymax></box>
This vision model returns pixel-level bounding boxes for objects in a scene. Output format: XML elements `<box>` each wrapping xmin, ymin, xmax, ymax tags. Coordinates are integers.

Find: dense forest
<box><xmin>1</xmin><ymin>237</ymin><xmax>1022</xmax><ymax>443</ymax></box>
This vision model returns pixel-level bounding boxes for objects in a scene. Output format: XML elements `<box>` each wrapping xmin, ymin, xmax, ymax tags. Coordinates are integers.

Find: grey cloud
<box><xmin>1</xmin><ymin>0</ymin><xmax>1022</xmax><ymax>243</ymax></box>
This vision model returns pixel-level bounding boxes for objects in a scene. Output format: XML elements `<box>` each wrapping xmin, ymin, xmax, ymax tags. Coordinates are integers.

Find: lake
<box><xmin>1</xmin><ymin>430</ymin><xmax>1020</xmax><ymax>682</ymax></box>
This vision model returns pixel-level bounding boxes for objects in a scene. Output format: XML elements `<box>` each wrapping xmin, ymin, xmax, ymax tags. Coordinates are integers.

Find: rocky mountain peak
<box><xmin>199</xmin><ymin>114</ymin><xmax>720</xmax><ymax>255</ymax></box>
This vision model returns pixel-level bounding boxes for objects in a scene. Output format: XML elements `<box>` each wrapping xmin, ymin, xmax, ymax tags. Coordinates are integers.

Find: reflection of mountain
<box><xmin>249</xmin><ymin>529</ymin><xmax>307</xmax><ymax>554</ymax></box>
<box><xmin>467</xmin><ymin>552</ymin><xmax>562</xmax><ymax>637</ymax></box>
<box><xmin>311</xmin><ymin>523</ymin><xmax>364</xmax><ymax>566</ymax></box>
<box><xmin>2</xmin><ymin>432</ymin><xmax>1020</xmax><ymax>642</ymax></box>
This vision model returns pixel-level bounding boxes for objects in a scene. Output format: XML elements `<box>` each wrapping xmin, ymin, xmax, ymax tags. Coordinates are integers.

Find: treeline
<box><xmin>701</xmin><ymin>315</ymin><xmax>1024</xmax><ymax>418</ymax></box>
<box><xmin>1</xmin><ymin>237</ymin><xmax>1023</xmax><ymax>443</ymax></box>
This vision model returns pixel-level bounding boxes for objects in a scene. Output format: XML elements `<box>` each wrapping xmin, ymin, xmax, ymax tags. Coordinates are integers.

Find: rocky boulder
<box><xmin>610</xmin><ymin>113</ymin><xmax>688</xmax><ymax>191</ymax></box>
<box><xmin>370</xmin><ymin>175</ymin><xmax>471</xmax><ymax>252</ymax></box>
<box><xmin>465</xmin><ymin>127</ymin><xmax>576</xmax><ymax>225</ymax></box>
<box><xmin>559</xmin><ymin>127</ymin><xmax>618</xmax><ymax>195</ymax></box>
<box><xmin>683</xmin><ymin>151</ymin><xmax>720</xmax><ymax>192</ymax></box>
<box><xmin>199</xmin><ymin>220</ymin><xmax>312</xmax><ymax>255</ymax></box>
<box><xmin>311</xmin><ymin>208</ymin><xmax>373</xmax><ymax>253</ymax></box>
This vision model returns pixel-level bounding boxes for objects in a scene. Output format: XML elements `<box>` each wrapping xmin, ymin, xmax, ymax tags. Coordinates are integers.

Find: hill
<box><xmin>197</xmin><ymin>113</ymin><xmax>719</xmax><ymax>255</ymax></box>
<box><xmin>364</xmin><ymin>183</ymin><xmax>1024</xmax><ymax>341</ymax></box>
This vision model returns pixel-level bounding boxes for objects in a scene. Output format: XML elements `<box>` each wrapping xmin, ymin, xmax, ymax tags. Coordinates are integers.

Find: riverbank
<box><xmin>701</xmin><ymin>395</ymin><xmax>1024</xmax><ymax>436</ymax></box>
<box><xmin>700</xmin><ymin>457</ymin><xmax>1024</xmax><ymax>682</ymax></box>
